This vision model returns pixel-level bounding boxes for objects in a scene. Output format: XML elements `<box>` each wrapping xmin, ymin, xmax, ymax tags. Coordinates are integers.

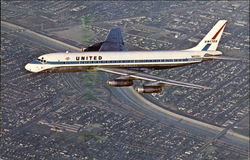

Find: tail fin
<box><xmin>187</xmin><ymin>20</ymin><xmax>227</xmax><ymax>51</ymax></box>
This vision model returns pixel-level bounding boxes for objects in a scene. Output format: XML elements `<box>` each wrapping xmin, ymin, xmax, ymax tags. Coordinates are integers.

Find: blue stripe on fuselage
<box><xmin>43</xmin><ymin>58</ymin><xmax>202</xmax><ymax>65</ymax></box>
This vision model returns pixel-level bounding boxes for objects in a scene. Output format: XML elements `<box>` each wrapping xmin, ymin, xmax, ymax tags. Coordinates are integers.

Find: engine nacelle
<box><xmin>135</xmin><ymin>86</ymin><xmax>163</xmax><ymax>94</ymax></box>
<box><xmin>107</xmin><ymin>79</ymin><xmax>133</xmax><ymax>87</ymax></box>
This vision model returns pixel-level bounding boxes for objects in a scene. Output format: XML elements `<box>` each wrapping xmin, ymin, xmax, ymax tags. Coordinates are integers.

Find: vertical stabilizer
<box><xmin>187</xmin><ymin>20</ymin><xmax>227</xmax><ymax>51</ymax></box>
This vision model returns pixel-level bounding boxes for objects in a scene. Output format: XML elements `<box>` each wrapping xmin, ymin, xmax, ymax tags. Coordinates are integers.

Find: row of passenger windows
<box><xmin>46</xmin><ymin>58</ymin><xmax>201</xmax><ymax>64</ymax></box>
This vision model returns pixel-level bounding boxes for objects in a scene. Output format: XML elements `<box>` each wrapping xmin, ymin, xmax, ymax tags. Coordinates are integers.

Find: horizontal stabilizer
<box><xmin>203</xmin><ymin>56</ymin><xmax>242</xmax><ymax>61</ymax></box>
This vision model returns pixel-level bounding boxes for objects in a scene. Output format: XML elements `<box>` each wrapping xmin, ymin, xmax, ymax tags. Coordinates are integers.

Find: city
<box><xmin>1</xmin><ymin>1</ymin><xmax>249</xmax><ymax>160</ymax></box>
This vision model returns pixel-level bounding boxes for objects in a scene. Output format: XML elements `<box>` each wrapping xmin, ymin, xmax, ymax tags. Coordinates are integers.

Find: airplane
<box><xmin>25</xmin><ymin>20</ymin><xmax>235</xmax><ymax>93</ymax></box>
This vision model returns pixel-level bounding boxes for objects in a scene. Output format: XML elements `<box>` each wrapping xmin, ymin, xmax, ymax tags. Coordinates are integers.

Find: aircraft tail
<box><xmin>187</xmin><ymin>20</ymin><xmax>227</xmax><ymax>51</ymax></box>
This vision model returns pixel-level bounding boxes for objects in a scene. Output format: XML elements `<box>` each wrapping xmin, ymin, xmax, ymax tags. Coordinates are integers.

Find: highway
<box><xmin>110</xmin><ymin>87</ymin><xmax>248</xmax><ymax>149</ymax></box>
<box><xmin>2</xmin><ymin>21</ymin><xmax>248</xmax><ymax>152</ymax></box>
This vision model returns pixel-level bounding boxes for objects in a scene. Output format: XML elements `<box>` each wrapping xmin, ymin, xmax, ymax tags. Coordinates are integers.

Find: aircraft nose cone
<box><xmin>25</xmin><ymin>63</ymin><xmax>32</xmax><ymax>72</ymax></box>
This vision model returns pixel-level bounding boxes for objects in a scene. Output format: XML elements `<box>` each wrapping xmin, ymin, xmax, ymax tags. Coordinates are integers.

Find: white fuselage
<box><xmin>25</xmin><ymin>50</ymin><xmax>222</xmax><ymax>73</ymax></box>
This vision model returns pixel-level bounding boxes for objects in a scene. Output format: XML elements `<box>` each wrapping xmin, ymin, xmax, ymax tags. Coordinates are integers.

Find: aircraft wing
<box><xmin>96</xmin><ymin>67</ymin><xmax>212</xmax><ymax>90</ymax></box>
<box><xmin>99</xmin><ymin>28</ymin><xmax>127</xmax><ymax>51</ymax></box>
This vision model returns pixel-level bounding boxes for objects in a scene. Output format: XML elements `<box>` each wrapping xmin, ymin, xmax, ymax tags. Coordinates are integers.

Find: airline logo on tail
<box><xmin>211</xmin><ymin>22</ymin><xmax>227</xmax><ymax>40</ymax></box>
<box><xmin>187</xmin><ymin>20</ymin><xmax>227</xmax><ymax>51</ymax></box>
<box><xmin>202</xmin><ymin>22</ymin><xmax>227</xmax><ymax>51</ymax></box>
<box><xmin>205</xmin><ymin>40</ymin><xmax>217</xmax><ymax>43</ymax></box>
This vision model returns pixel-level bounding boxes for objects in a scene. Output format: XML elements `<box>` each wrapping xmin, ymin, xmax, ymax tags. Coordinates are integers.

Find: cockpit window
<box><xmin>37</xmin><ymin>58</ymin><xmax>46</xmax><ymax>63</ymax></box>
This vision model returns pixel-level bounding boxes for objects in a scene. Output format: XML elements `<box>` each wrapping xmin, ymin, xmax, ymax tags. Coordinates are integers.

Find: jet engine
<box><xmin>107</xmin><ymin>79</ymin><xmax>133</xmax><ymax>87</ymax></box>
<box><xmin>135</xmin><ymin>86</ymin><xmax>162</xmax><ymax>94</ymax></box>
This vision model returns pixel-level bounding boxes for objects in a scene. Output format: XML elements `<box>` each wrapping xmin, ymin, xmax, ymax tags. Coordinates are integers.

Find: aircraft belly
<box><xmin>41</xmin><ymin>66</ymin><xmax>96</xmax><ymax>73</ymax></box>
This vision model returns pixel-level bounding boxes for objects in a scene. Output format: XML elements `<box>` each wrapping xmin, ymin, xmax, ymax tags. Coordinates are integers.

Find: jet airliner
<box><xmin>25</xmin><ymin>20</ymin><xmax>233</xmax><ymax>93</ymax></box>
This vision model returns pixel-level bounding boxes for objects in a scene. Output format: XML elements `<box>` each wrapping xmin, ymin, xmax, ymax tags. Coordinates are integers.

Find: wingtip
<box><xmin>110</xmin><ymin>27</ymin><xmax>121</xmax><ymax>31</ymax></box>
<box><xmin>219</xmin><ymin>19</ymin><xmax>228</xmax><ymax>23</ymax></box>
<box><xmin>197</xmin><ymin>86</ymin><xmax>213</xmax><ymax>90</ymax></box>
<box><xmin>204</xmin><ymin>86</ymin><xmax>213</xmax><ymax>90</ymax></box>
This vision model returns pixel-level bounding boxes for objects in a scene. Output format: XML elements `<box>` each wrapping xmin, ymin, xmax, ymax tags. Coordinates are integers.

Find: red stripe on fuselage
<box><xmin>212</xmin><ymin>23</ymin><xmax>226</xmax><ymax>40</ymax></box>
